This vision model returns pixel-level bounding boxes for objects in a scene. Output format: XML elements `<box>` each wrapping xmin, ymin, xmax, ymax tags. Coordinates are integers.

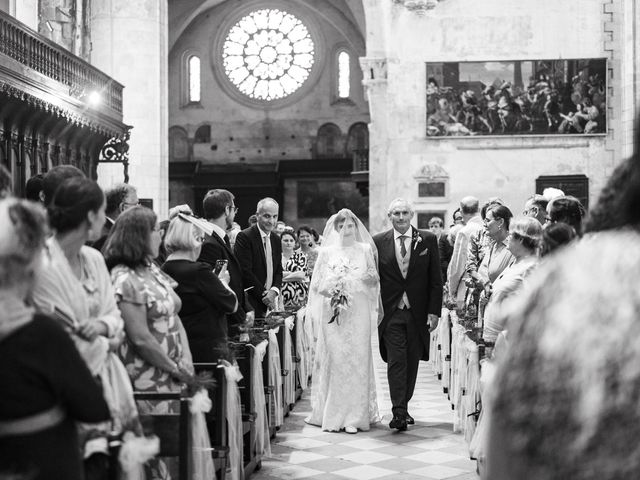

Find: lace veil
<box><xmin>306</xmin><ymin>209</ymin><xmax>381</xmax><ymax>331</ymax></box>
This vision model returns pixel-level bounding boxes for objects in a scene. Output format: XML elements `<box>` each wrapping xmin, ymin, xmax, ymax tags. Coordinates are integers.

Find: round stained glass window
<box><xmin>222</xmin><ymin>8</ymin><xmax>315</xmax><ymax>101</ymax></box>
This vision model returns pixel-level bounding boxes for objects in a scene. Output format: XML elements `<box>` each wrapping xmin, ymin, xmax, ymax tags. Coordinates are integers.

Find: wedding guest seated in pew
<box><xmin>161</xmin><ymin>214</ymin><xmax>238</xmax><ymax>363</ymax></box>
<box><xmin>281</xmin><ymin>230</ymin><xmax>308</xmax><ymax>309</ymax></box>
<box><xmin>485</xmin><ymin>231</ymin><xmax>640</xmax><ymax>480</ymax></box>
<box><xmin>104</xmin><ymin>206</ymin><xmax>205</xmax><ymax>480</ymax></box>
<box><xmin>30</xmin><ymin>175</ymin><xmax>140</xmax><ymax>476</ymax></box>
<box><xmin>0</xmin><ymin>198</ymin><xmax>111</xmax><ymax>480</ymax></box>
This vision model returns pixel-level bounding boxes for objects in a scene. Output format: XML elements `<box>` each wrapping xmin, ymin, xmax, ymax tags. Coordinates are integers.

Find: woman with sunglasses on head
<box><xmin>161</xmin><ymin>215</ymin><xmax>238</xmax><ymax>362</ymax></box>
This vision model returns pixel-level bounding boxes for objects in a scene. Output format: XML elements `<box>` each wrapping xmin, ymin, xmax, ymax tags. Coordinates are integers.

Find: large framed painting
<box><xmin>426</xmin><ymin>58</ymin><xmax>606</xmax><ymax>137</ymax></box>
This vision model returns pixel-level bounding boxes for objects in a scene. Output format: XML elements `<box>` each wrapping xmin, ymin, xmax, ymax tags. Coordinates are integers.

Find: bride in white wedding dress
<box><xmin>305</xmin><ymin>209</ymin><xmax>380</xmax><ymax>433</ymax></box>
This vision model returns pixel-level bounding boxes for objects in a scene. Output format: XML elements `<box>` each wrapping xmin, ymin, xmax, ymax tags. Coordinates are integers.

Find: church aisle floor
<box><xmin>252</xmin><ymin>347</ymin><xmax>479</xmax><ymax>480</ymax></box>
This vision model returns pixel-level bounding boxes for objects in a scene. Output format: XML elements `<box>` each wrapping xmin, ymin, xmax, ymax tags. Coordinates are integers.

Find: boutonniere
<box><xmin>412</xmin><ymin>230</ymin><xmax>422</xmax><ymax>251</ymax></box>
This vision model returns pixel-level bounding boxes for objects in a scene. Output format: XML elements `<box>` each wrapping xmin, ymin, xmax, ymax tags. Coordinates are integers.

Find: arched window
<box><xmin>188</xmin><ymin>55</ymin><xmax>201</xmax><ymax>103</ymax></box>
<box><xmin>347</xmin><ymin>123</ymin><xmax>369</xmax><ymax>170</ymax></box>
<box><xmin>194</xmin><ymin>125</ymin><xmax>211</xmax><ymax>143</ymax></box>
<box><xmin>315</xmin><ymin>123</ymin><xmax>343</xmax><ymax>159</ymax></box>
<box><xmin>337</xmin><ymin>51</ymin><xmax>350</xmax><ymax>98</ymax></box>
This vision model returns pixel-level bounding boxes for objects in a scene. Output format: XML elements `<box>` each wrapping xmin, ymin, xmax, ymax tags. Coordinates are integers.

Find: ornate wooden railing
<box><xmin>352</xmin><ymin>148</ymin><xmax>369</xmax><ymax>172</ymax></box>
<box><xmin>0</xmin><ymin>10</ymin><xmax>123</xmax><ymax>114</ymax></box>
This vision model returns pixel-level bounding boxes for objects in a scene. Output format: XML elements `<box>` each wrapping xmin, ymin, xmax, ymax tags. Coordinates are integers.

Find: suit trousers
<box><xmin>383</xmin><ymin>308</ymin><xmax>423</xmax><ymax>417</ymax></box>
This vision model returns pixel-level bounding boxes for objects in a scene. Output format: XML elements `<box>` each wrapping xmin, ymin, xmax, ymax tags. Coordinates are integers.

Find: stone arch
<box><xmin>314</xmin><ymin>123</ymin><xmax>344</xmax><ymax>159</ymax></box>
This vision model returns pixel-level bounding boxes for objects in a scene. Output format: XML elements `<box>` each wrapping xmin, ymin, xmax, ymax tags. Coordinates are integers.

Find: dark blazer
<box><xmin>438</xmin><ymin>234</ymin><xmax>454</xmax><ymax>281</ymax></box>
<box><xmin>373</xmin><ymin>228</ymin><xmax>443</xmax><ymax>362</ymax></box>
<box><xmin>161</xmin><ymin>259</ymin><xmax>237</xmax><ymax>363</ymax></box>
<box><xmin>198</xmin><ymin>229</ymin><xmax>252</xmax><ymax>328</ymax></box>
<box><xmin>234</xmin><ymin>225</ymin><xmax>283</xmax><ymax>316</ymax></box>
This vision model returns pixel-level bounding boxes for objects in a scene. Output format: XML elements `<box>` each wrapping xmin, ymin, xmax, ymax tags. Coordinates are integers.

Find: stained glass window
<box><xmin>188</xmin><ymin>55</ymin><xmax>201</xmax><ymax>102</ymax></box>
<box><xmin>338</xmin><ymin>51</ymin><xmax>350</xmax><ymax>98</ymax></box>
<box><xmin>222</xmin><ymin>8</ymin><xmax>315</xmax><ymax>101</ymax></box>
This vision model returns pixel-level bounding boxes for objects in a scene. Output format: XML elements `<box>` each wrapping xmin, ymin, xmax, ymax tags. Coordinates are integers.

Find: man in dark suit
<box><xmin>198</xmin><ymin>189</ymin><xmax>253</xmax><ymax>334</ymax></box>
<box><xmin>234</xmin><ymin>197</ymin><xmax>283</xmax><ymax>317</ymax></box>
<box><xmin>428</xmin><ymin>216</ymin><xmax>454</xmax><ymax>281</ymax></box>
<box><xmin>374</xmin><ymin>198</ymin><xmax>443</xmax><ymax>431</ymax></box>
<box><xmin>91</xmin><ymin>183</ymin><xmax>138</xmax><ymax>252</ymax></box>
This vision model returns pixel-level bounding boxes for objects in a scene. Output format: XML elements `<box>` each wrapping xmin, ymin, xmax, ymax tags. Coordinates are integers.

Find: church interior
<box><xmin>1</xmin><ymin>1</ymin><xmax>639</xmax><ymax>480</ymax></box>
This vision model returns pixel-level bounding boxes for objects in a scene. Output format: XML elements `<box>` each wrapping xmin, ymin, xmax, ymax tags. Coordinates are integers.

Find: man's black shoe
<box><xmin>406</xmin><ymin>414</ymin><xmax>415</xmax><ymax>425</ymax></box>
<box><xmin>389</xmin><ymin>415</ymin><xmax>407</xmax><ymax>431</ymax></box>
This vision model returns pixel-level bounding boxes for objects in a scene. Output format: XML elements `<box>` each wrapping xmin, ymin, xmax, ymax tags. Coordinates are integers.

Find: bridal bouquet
<box><xmin>325</xmin><ymin>257</ymin><xmax>359</xmax><ymax>325</ymax></box>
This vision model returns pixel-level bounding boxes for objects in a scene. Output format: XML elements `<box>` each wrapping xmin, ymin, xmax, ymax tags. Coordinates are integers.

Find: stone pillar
<box><xmin>90</xmin><ymin>0</ymin><xmax>169</xmax><ymax>219</ymax></box>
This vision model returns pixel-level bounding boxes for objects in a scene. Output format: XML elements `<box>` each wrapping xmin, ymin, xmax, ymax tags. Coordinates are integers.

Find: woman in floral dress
<box><xmin>105</xmin><ymin>206</ymin><xmax>196</xmax><ymax>480</ymax></box>
<box><xmin>281</xmin><ymin>231</ymin><xmax>308</xmax><ymax>308</ymax></box>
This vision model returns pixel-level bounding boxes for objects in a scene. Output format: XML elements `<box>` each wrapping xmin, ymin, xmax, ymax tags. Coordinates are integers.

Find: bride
<box><xmin>305</xmin><ymin>209</ymin><xmax>380</xmax><ymax>433</ymax></box>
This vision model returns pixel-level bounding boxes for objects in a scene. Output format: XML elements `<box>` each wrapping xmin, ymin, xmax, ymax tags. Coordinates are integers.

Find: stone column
<box><xmin>90</xmin><ymin>0</ymin><xmax>169</xmax><ymax>218</ymax></box>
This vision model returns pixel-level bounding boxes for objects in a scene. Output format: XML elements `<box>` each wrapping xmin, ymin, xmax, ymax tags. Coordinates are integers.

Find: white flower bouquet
<box><xmin>325</xmin><ymin>257</ymin><xmax>359</xmax><ymax>325</ymax></box>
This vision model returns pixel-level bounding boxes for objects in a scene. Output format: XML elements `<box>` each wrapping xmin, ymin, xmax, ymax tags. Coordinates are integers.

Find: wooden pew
<box><xmin>133</xmin><ymin>391</ymin><xmax>190</xmax><ymax>480</ymax></box>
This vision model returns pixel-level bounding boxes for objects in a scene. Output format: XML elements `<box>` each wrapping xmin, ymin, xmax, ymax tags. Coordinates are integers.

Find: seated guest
<box><xmin>540</xmin><ymin>222</ymin><xmax>577</xmax><ymax>257</ymax></box>
<box><xmin>547</xmin><ymin>195</ymin><xmax>585</xmax><ymax>236</ymax></box>
<box><xmin>161</xmin><ymin>215</ymin><xmax>237</xmax><ymax>362</ymax></box>
<box><xmin>486</xmin><ymin>231</ymin><xmax>640</xmax><ymax>480</ymax></box>
<box><xmin>30</xmin><ymin>177</ymin><xmax>140</xmax><ymax>472</ymax></box>
<box><xmin>281</xmin><ymin>230</ymin><xmax>308</xmax><ymax>308</ymax></box>
<box><xmin>92</xmin><ymin>183</ymin><xmax>139</xmax><ymax>252</ymax></box>
<box><xmin>0</xmin><ymin>198</ymin><xmax>110</xmax><ymax>480</ymax></box>
<box><xmin>104</xmin><ymin>206</ymin><xmax>201</xmax><ymax>480</ymax></box>
<box><xmin>483</xmin><ymin>217</ymin><xmax>541</xmax><ymax>347</ymax></box>
<box><xmin>297</xmin><ymin>225</ymin><xmax>318</xmax><ymax>276</ymax></box>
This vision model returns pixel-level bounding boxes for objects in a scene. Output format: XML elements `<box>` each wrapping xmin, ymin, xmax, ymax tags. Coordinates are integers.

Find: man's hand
<box><xmin>428</xmin><ymin>314</ymin><xmax>439</xmax><ymax>332</ymax></box>
<box><xmin>262</xmin><ymin>289</ymin><xmax>278</xmax><ymax>308</ymax></box>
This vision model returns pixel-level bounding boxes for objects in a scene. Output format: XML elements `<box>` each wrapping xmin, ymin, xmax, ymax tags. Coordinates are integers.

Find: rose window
<box><xmin>221</xmin><ymin>8</ymin><xmax>315</xmax><ymax>101</ymax></box>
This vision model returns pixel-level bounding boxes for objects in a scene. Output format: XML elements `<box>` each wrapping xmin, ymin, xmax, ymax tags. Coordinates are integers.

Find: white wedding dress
<box><xmin>306</xmin><ymin>241</ymin><xmax>380</xmax><ymax>431</ymax></box>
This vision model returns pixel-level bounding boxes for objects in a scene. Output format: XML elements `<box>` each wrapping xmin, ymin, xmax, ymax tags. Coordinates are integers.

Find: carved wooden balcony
<box><xmin>0</xmin><ymin>10</ymin><xmax>125</xmax><ymax>137</ymax></box>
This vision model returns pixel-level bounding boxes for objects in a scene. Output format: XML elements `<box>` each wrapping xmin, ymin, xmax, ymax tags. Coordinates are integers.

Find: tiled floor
<box><xmin>252</xmin><ymin>342</ymin><xmax>479</xmax><ymax>480</ymax></box>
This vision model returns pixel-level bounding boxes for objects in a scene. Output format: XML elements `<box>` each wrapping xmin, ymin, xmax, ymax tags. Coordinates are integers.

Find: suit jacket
<box><xmin>373</xmin><ymin>228</ymin><xmax>443</xmax><ymax>362</ymax></box>
<box><xmin>233</xmin><ymin>225</ymin><xmax>283</xmax><ymax>315</ymax></box>
<box><xmin>161</xmin><ymin>259</ymin><xmax>237</xmax><ymax>362</ymax></box>
<box><xmin>198</xmin><ymin>230</ymin><xmax>252</xmax><ymax>329</ymax></box>
<box><xmin>438</xmin><ymin>234</ymin><xmax>454</xmax><ymax>281</ymax></box>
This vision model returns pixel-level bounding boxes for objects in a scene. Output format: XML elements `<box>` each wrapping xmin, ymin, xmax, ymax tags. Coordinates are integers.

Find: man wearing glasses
<box><xmin>523</xmin><ymin>194</ymin><xmax>549</xmax><ymax>225</ymax></box>
<box><xmin>91</xmin><ymin>183</ymin><xmax>138</xmax><ymax>251</ymax></box>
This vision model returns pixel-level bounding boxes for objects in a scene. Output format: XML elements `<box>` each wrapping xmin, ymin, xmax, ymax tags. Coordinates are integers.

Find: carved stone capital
<box><xmin>359</xmin><ymin>57</ymin><xmax>388</xmax><ymax>94</ymax></box>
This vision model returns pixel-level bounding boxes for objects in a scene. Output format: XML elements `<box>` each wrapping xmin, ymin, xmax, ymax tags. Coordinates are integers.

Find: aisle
<box><xmin>253</xmin><ymin>344</ymin><xmax>479</xmax><ymax>480</ymax></box>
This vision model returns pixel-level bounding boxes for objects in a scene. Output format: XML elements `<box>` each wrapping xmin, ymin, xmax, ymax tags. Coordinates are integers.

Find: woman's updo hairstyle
<box><xmin>548</xmin><ymin>195</ymin><xmax>586</xmax><ymax>236</ymax></box>
<box><xmin>0</xmin><ymin>198</ymin><xmax>47</xmax><ymax>289</ymax></box>
<box><xmin>486</xmin><ymin>203</ymin><xmax>514</xmax><ymax>230</ymax></box>
<box><xmin>47</xmin><ymin>177</ymin><xmax>104</xmax><ymax>234</ymax></box>
<box><xmin>510</xmin><ymin>216</ymin><xmax>542</xmax><ymax>253</ymax></box>
<box><xmin>281</xmin><ymin>230</ymin><xmax>296</xmax><ymax>243</ymax></box>
<box><xmin>540</xmin><ymin>222</ymin><xmax>577</xmax><ymax>257</ymax></box>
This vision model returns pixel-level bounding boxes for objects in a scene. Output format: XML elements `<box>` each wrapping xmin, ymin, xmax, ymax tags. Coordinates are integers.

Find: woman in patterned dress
<box><xmin>281</xmin><ymin>231</ymin><xmax>308</xmax><ymax>308</ymax></box>
<box><xmin>104</xmin><ymin>206</ymin><xmax>196</xmax><ymax>480</ymax></box>
<box><xmin>297</xmin><ymin>225</ymin><xmax>318</xmax><ymax>277</ymax></box>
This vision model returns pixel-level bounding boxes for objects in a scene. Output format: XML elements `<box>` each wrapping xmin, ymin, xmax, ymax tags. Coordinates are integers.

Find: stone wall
<box><xmin>363</xmin><ymin>0</ymin><xmax>639</xmax><ymax>233</ymax></box>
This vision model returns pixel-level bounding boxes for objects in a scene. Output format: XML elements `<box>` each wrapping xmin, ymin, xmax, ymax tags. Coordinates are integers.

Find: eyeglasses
<box><xmin>228</xmin><ymin>205</ymin><xmax>238</xmax><ymax>213</ymax></box>
<box><xmin>195</xmin><ymin>235</ymin><xmax>205</xmax><ymax>243</ymax></box>
<box><xmin>523</xmin><ymin>206</ymin><xmax>539</xmax><ymax>216</ymax></box>
<box><xmin>391</xmin><ymin>210</ymin><xmax>411</xmax><ymax>217</ymax></box>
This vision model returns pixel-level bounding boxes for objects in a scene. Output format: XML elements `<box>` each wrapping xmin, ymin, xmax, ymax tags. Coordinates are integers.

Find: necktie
<box><xmin>399</xmin><ymin>235</ymin><xmax>408</xmax><ymax>258</ymax></box>
<box><xmin>264</xmin><ymin>235</ymin><xmax>273</xmax><ymax>290</ymax></box>
<box><xmin>224</xmin><ymin>235</ymin><xmax>231</xmax><ymax>249</ymax></box>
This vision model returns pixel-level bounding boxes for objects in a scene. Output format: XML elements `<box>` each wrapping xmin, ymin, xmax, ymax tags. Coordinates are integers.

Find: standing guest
<box><xmin>154</xmin><ymin>219</ymin><xmax>171</xmax><ymax>265</ymax></box>
<box><xmin>297</xmin><ymin>225</ymin><xmax>318</xmax><ymax>276</ymax></box>
<box><xmin>92</xmin><ymin>183</ymin><xmax>139</xmax><ymax>252</ymax></box>
<box><xmin>374</xmin><ymin>198</ymin><xmax>443</xmax><ymax>431</ymax></box>
<box><xmin>275</xmin><ymin>220</ymin><xmax>286</xmax><ymax>237</ymax></box>
<box><xmin>104</xmin><ymin>206</ymin><xmax>197</xmax><ymax>480</ymax></box>
<box><xmin>280</xmin><ymin>231</ymin><xmax>308</xmax><ymax>308</ymax></box>
<box><xmin>248</xmin><ymin>214</ymin><xmax>258</xmax><ymax>227</ymax></box>
<box><xmin>24</xmin><ymin>173</ymin><xmax>44</xmax><ymax>203</ymax></box>
<box><xmin>547</xmin><ymin>195</ymin><xmax>585</xmax><ymax>237</ymax></box>
<box><xmin>447</xmin><ymin>196</ymin><xmax>483</xmax><ymax>308</ymax></box>
<box><xmin>479</xmin><ymin>204</ymin><xmax>515</xmax><ymax>294</ymax></box>
<box><xmin>540</xmin><ymin>222</ymin><xmax>577</xmax><ymax>257</ymax></box>
<box><xmin>466</xmin><ymin>200</ymin><xmax>503</xmax><ymax>294</ymax></box>
<box><xmin>483</xmin><ymin>217</ymin><xmax>541</xmax><ymax>348</ymax></box>
<box><xmin>428</xmin><ymin>217</ymin><xmax>453</xmax><ymax>281</ymax></box>
<box><xmin>234</xmin><ymin>197</ymin><xmax>283</xmax><ymax>317</ymax></box>
<box><xmin>452</xmin><ymin>208</ymin><xmax>464</xmax><ymax>227</ymax></box>
<box><xmin>523</xmin><ymin>194</ymin><xmax>549</xmax><ymax>225</ymax></box>
<box><xmin>199</xmin><ymin>189</ymin><xmax>254</xmax><ymax>335</ymax></box>
<box><xmin>30</xmin><ymin>177</ymin><xmax>139</xmax><ymax>474</ymax></box>
<box><xmin>0</xmin><ymin>198</ymin><xmax>110</xmax><ymax>480</ymax></box>
<box><xmin>162</xmin><ymin>215</ymin><xmax>237</xmax><ymax>362</ymax></box>
<box><xmin>41</xmin><ymin>164</ymin><xmax>84</xmax><ymax>206</ymax></box>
